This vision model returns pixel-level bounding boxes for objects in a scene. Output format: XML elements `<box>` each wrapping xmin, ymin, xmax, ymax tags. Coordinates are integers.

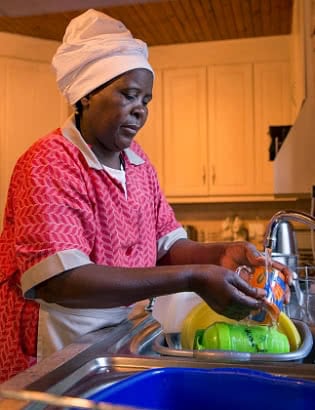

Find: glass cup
<box><xmin>285</xmin><ymin>277</ymin><xmax>315</xmax><ymax>325</ymax></box>
<box><xmin>305</xmin><ymin>278</ymin><xmax>315</xmax><ymax>324</ymax></box>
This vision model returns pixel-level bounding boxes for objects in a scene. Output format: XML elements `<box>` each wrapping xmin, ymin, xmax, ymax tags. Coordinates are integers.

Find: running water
<box><xmin>264</xmin><ymin>247</ymin><xmax>280</xmax><ymax>327</ymax></box>
<box><xmin>264</xmin><ymin>247</ymin><xmax>273</xmax><ymax>281</ymax></box>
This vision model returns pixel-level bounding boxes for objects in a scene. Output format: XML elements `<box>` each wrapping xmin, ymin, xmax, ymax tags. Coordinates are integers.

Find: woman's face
<box><xmin>79</xmin><ymin>68</ymin><xmax>153</xmax><ymax>155</ymax></box>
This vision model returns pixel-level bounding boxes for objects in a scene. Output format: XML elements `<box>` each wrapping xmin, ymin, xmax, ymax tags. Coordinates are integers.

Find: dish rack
<box><xmin>285</xmin><ymin>265</ymin><xmax>315</xmax><ymax>325</ymax></box>
<box><xmin>151</xmin><ymin>320</ymin><xmax>313</xmax><ymax>363</ymax></box>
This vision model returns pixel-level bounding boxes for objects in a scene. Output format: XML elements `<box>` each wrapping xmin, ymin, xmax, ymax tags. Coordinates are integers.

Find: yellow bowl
<box><xmin>277</xmin><ymin>311</ymin><xmax>301</xmax><ymax>351</ymax></box>
<box><xmin>180</xmin><ymin>302</ymin><xmax>301</xmax><ymax>351</ymax></box>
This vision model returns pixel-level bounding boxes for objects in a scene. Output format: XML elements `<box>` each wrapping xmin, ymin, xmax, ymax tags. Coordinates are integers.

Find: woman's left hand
<box><xmin>219</xmin><ymin>241</ymin><xmax>293</xmax><ymax>303</ymax></box>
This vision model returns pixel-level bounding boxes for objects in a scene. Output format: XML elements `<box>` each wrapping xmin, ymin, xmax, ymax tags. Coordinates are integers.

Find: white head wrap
<box><xmin>52</xmin><ymin>9</ymin><xmax>154</xmax><ymax>105</ymax></box>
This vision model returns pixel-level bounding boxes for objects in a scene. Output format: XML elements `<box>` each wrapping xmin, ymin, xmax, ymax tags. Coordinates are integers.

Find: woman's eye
<box><xmin>122</xmin><ymin>92</ymin><xmax>152</xmax><ymax>105</ymax></box>
<box><xmin>123</xmin><ymin>93</ymin><xmax>136</xmax><ymax>101</ymax></box>
<box><xmin>143</xmin><ymin>96</ymin><xmax>152</xmax><ymax>106</ymax></box>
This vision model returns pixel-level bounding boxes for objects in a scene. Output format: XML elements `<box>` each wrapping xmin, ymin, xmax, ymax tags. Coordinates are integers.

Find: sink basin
<box><xmin>20</xmin><ymin>354</ymin><xmax>315</xmax><ymax>410</ymax></box>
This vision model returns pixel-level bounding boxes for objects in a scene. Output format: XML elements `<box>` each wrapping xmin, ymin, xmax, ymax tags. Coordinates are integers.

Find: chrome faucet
<box><xmin>264</xmin><ymin>210</ymin><xmax>315</xmax><ymax>315</ymax></box>
<box><xmin>264</xmin><ymin>210</ymin><xmax>315</xmax><ymax>250</ymax></box>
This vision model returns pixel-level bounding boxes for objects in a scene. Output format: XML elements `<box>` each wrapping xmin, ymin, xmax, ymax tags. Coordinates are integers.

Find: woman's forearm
<box><xmin>34</xmin><ymin>263</ymin><xmax>194</xmax><ymax>308</ymax></box>
<box><xmin>158</xmin><ymin>239</ymin><xmax>226</xmax><ymax>266</ymax></box>
<box><xmin>34</xmin><ymin>239</ymin><xmax>271</xmax><ymax>320</ymax></box>
<box><xmin>34</xmin><ymin>239</ymin><xmax>227</xmax><ymax>309</ymax></box>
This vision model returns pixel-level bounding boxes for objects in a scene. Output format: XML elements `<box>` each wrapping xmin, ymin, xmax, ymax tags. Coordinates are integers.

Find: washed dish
<box><xmin>277</xmin><ymin>311</ymin><xmax>301</xmax><ymax>350</ymax></box>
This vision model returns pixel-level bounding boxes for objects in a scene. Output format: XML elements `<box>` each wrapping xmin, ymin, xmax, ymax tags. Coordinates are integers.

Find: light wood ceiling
<box><xmin>0</xmin><ymin>0</ymin><xmax>293</xmax><ymax>46</ymax></box>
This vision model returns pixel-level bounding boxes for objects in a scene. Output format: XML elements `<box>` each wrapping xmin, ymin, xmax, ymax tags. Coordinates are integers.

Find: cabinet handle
<box><xmin>212</xmin><ymin>166</ymin><xmax>216</xmax><ymax>185</ymax></box>
<box><xmin>202</xmin><ymin>167</ymin><xmax>206</xmax><ymax>185</ymax></box>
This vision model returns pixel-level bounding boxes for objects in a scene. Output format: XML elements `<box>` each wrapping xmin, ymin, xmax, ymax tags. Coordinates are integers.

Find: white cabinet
<box><xmin>208</xmin><ymin>63</ymin><xmax>254</xmax><ymax>195</ymax></box>
<box><xmin>254</xmin><ymin>62</ymin><xmax>292</xmax><ymax>194</ymax></box>
<box><xmin>158</xmin><ymin>62</ymin><xmax>290</xmax><ymax>200</ymax></box>
<box><xmin>135</xmin><ymin>69</ymin><xmax>164</xmax><ymax>187</ymax></box>
<box><xmin>0</xmin><ymin>34</ymin><xmax>68</xmax><ymax>227</ymax></box>
<box><xmin>163</xmin><ymin>67</ymin><xmax>208</xmax><ymax>196</ymax></box>
<box><xmin>147</xmin><ymin>36</ymin><xmax>291</xmax><ymax>202</ymax></box>
<box><xmin>135</xmin><ymin>60</ymin><xmax>291</xmax><ymax>201</ymax></box>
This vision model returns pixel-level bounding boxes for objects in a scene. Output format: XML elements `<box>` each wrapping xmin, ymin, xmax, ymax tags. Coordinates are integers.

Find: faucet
<box><xmin>264</xmin><ymin>210</ymin><xmax>315</xmax><ymax>313</ymax></box>
<box><xmin>264</xmin><ymin>210</ymin><xmax>315</xmax><ymax>250</ymax></box>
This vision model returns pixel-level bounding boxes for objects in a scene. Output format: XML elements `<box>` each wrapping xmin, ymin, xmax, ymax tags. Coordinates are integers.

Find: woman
<box><xmin>0</xmin><ymin>9</ymin><xmax>291</xmax><ymax>382</ymax></box>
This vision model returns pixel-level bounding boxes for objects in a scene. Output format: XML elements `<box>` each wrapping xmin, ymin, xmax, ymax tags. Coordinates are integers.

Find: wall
<box><xmin>0</xmin><ymin>33</ymin><xmax>68</xmax><ymax>227</ymax></box>
<box><xmin>172</xmin><ymin>197</ymin><xmax>313</xmax><ymax>259</ymax></box>
<box><xmin>148</xmin><ymin>35</ymin><xmax>290</xmax><ymax>68</ymax></box>
<box><xmin>274</xmin><ymin>0</ymin><xmax>315</xmax><ymax>195</ymax></box>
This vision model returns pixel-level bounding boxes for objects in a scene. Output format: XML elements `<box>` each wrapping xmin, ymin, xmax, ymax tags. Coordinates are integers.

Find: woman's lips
<box><xmin>121</xmin><ymin>124</ymin><xmax>139</xmax><ymax>136</ymax></box>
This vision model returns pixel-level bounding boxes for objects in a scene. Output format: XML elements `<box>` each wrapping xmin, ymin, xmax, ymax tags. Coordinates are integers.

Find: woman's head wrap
<box><xmin>52</xmin><ymin>9</ymin><xmax>154</xmax><ymax>105</ymax></box>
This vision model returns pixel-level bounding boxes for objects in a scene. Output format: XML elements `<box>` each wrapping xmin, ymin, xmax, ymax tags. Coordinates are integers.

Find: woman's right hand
<box><xmin>189</xmin><ymin>264</ymin><xmax>266</xmax><ymax>321</ymax></box>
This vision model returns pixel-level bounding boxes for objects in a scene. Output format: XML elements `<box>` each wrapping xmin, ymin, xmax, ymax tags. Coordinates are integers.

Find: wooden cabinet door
<box><xmin>163</xmin><ymin>67</ymin><xmax>208</xmax><ymax>196</ymax></box>
<box><xmin>0</xmin><ymin>58</ymin><xmax>68</xmax><ymax>227</ymax></box>
<box><xmin>208</xmin><ymin>64</ymin><xmax>255</xmax><ymax>195</ymax></box>
<box><xmin>254</xmin><ymin>62</ymin><xmax>292</xmax><ymax>194</ymax></box>
<box><xmin>135</xmin><ymin>70</ymin><xmax>164</xmax><ymax>188</ymax></box>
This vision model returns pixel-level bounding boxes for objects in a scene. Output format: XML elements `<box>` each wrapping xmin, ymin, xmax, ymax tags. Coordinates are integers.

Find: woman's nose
<box><xmin>132</xmin><ymin>104</ymin><xmax>147</xmax><ymax>120</ymax></box>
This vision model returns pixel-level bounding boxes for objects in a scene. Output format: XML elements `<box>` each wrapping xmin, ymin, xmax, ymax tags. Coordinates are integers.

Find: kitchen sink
<box><xmin>1</xmin><ymin>312</ymin><xmax>315</xmax><ymax>410</ymax></box>
<box><xmin>18</xmin><ymin>315</ymin><xmax>315</xmax><ymax>408</ymax></box>
<box><xmin>20</xmin><ymin>353</ymin><xmax>315</xmax><ymax>410</ymax></box>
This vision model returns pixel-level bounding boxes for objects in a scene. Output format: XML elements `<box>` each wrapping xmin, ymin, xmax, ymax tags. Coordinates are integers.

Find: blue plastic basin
<box><xmin>86</xmin><ymin>367</ymin><xmax>315</xmax><ymax>410</ymax></box>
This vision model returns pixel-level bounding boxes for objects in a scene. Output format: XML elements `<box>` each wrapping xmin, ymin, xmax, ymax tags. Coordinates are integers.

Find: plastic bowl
<box><xmin>86</xmin><ymin>367</ymin><xmax>315</xmax><ymax>410</ymax></box>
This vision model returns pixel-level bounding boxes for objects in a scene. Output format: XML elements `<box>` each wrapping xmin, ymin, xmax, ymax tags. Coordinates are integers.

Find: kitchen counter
<box><xmin>1</xmin><ymin>309</ymin><xmax>315</xmax><ymax>409</ymax></box>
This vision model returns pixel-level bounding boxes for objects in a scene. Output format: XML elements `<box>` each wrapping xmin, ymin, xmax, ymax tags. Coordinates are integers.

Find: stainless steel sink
<box><xmin>1</xmin><ymin>314</ymin><xmax>315</xmax><ymax>410</ymax></box>
<box><xmin>20</xmin><ymin>354</ymin><xmax>315</xmax><ymax>410</ymax></box>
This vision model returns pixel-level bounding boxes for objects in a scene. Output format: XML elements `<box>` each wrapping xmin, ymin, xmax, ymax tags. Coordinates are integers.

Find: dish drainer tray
<box><xmin>153</xmin><ymin>320</ymin><xmax>313</xmax><ymax>362</ymax></box>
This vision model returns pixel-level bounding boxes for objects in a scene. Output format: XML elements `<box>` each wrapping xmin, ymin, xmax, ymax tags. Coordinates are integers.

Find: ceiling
<box><xmin>0</xmin><ymin>0</ymin><xmax>293</xmax><ymax>46</ymax></box>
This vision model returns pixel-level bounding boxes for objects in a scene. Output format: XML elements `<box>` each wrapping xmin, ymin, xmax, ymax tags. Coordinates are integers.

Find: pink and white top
<box><xmin>0</xmin><ymin>115</ymin><xmax>186</xmax><ymax>381</ymax></box>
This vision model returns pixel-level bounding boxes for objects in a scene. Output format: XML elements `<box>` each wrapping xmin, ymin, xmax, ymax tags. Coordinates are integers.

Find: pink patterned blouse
<box><xmin>0</xmin><ymin>117</ymin><xmax>185</xmax><ymax>381</ymax></box>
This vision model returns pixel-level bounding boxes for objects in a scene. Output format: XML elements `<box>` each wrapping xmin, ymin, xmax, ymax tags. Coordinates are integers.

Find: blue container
<box><xmin>87</xmin><ymin>367</ymin><xmax>315</xmax><ymax>410</ymax></box>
